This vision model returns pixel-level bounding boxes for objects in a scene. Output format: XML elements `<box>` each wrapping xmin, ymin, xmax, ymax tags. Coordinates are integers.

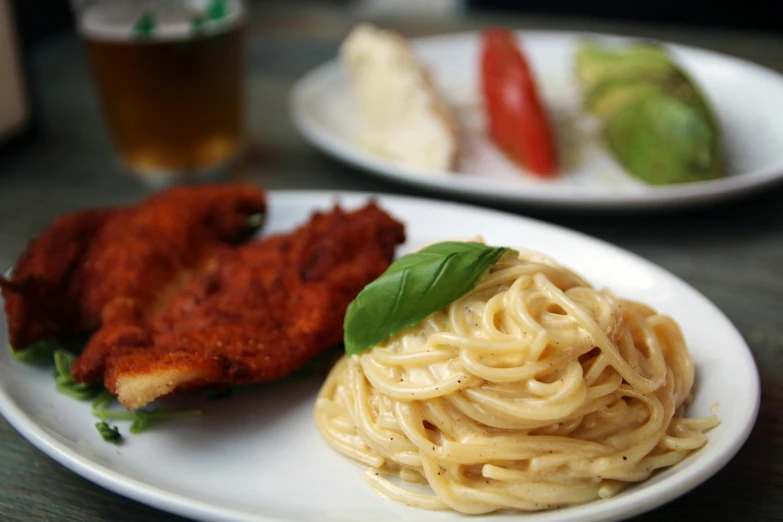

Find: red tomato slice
<box><xmin>481</xmin><ymin>28</ymin><xmax>557</xmax><ymax>177</ymax></box>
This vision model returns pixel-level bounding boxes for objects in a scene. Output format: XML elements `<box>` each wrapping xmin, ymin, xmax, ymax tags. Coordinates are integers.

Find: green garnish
<box><xmin>192</xmin><ymin>0</ymin><xmax>229</xmax><ymax>33</ymax></box>
<box><xmin>133</xmin><ymin>11</ymin><xmax>156</xmax><ymax>38</ymax></box>
<box><xmin>91</xmin><ymin>391</ymin><xmax>201</xmax><ymax>434</ymax></box>
<box><xmin>129</xmin><ymin>410</ymin><xmax>153</xmax><ymax>433</ymax></box>
<box><xmin>9</xmin><ymin>340</ymin><xmax>59</xmax><ymax>365</ymax></box>
<box><xmin>91</xmin><ymin>390</ymin><xmax>115</xmax><ymax>411</ymax></box>
<box><xmin>11</xmin><ymin>340</ymin><xmax>99</xmax><ymax>399</ymax></box>
<box><xmin>237</xmin><ymin>212</ymin><xmax>265</xmax><ymax>241</ymax></box>
<box><xmin>205</xmin><ymin>0</ymin><xmax>228</xmax><ymax>21</ymax></box>
<box><xmin>130</xmin><ymin>409</ymin><xmax>203</xmax><ymax>434</ymax></box>
<box><xmin>53</xmin><ymin>349</ymin><xmax>102</xmax><ymax>401</ymax></box>
<box><xmin>95</xmin><ymin>421</ymin><xmax>122</xmax><ymax>444</ymax></box>
<box><xmin>343</xmin><ymin>242</ymin><xmax>512</xmax><ymax>356</ymax></box>
<box><xmin>92</xmin><ymin>406</ymin><xmax>202</xmax><ymax>434</ymax></box>
<box><xmin>53</xmin><ymin>349</ymin><xmax>75</xmax><ymax>379</ymax></box>
<box><xmin>11</xmin><ymin>340</ymin><xmax>201</xmax><ymax>442</ymax></box>
<box><xmin>9</xmin><ymin>337</ymin><xmax>88</xmax><ymax>365</ymax></box>
<box><xmin>246</xmin><ymin>213</ymin><xmax>265</xmax><ymax>232</ymax></box>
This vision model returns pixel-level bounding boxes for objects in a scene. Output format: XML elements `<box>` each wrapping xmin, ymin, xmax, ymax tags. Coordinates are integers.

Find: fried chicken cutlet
<box><xmin>70</xmin><ymin>202</ymin><xmax>406</xmax><ymax>410</ymax></box>
<box><xmin>1</xmin><ymin>184</ymin><xmax>267</xmax><ymax>351</ymax></box>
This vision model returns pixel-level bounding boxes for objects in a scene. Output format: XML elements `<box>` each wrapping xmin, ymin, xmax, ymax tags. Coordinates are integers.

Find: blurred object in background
<box><xmin>0</xmin><ymin>0</ymin><xmax>35</xmax><ymax>158</ymax></box>
<box><xmin>71</xmin><ymin>0</ymin><xmax>246</xmax><ymax>187</ymax></box>
<box><xmin>353</xmin><ymin>0</ymin><xmax>463</xmax><ymax>17</ymax></box>
<box><xmin>468</xmin><ymin>0</ymin><xmax>780</xmax><ymax>32</ymax></box>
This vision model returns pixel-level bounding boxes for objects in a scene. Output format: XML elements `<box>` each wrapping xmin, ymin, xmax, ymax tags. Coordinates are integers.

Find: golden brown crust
<box><xmin>1</xmin><ymin>209</ymin><xmax>115</xmax><ymax>347</ymax></box>
<box><xmin>3</xmin><ymin>184</ymin><xmax>405</xmax><ymax>411</ymax></box>
<box><xmin>78</xmin><ymin>202</ymin><xmax>406</xmax><ymax>410</ymax></box>
<box><xmin>2</xmin><ymin>184</ymin><xmax>267</xmax><ymax>350</ymax></box>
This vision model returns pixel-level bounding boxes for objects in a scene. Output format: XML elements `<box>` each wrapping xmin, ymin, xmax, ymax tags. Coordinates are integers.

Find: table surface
<box><xmin>1</xmin><ymin>3</ymin><xmax>782</xmax><ymax>521</ymax></box>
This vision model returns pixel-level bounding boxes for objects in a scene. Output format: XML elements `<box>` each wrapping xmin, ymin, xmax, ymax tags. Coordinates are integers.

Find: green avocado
<box><xmin>605</xmin><ymin>93</ymin><xmax>723</xmax><ymax>185</ymax></box>
<box><xmin>576</xmin><ymin>43</ymin><xmax>675</xmax><ymax>91</ymax></box>
<box><xmin>585</xmin><ymin>80</ymin><xmax>662</xmax><ymax>119</ymax></box>
<box><xmin>576</xmin><ymin>41</ymin><xmax>724</xmax><ymax>184</ymax></box>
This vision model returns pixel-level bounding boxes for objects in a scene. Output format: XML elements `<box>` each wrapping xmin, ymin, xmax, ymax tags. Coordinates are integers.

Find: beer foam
<box><xmin>79</xmin><ymin>0</ymin><xmax>243</xmax><ymax>41</ymax></box>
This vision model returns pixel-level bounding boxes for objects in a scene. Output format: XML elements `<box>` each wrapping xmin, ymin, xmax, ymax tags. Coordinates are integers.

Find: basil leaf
<box><xmin>343</xmin><ymin>242</ymin><xmax>511</xmax><ymax>356</ymax></box>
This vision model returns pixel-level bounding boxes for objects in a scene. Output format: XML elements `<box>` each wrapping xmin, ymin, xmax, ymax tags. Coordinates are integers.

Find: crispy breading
<box><xmin>71</xmin><ymin>202</ymin><xmax>405</xmax><ymax>410</ymax></box>
<box><xmin>1</xmin><ymin>184</ymin><xmax>267</xmax><ymax>350</ymax></box>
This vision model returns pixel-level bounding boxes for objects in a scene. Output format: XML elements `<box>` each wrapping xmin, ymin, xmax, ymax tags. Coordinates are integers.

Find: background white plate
<box><xmin>290</xmin><ymin>31</ymin><xmax>783</xmax><ymax>209</ymax></box>
<box><xmin>0</xmin><ymin>191</ymin><xmax>760</xmax><ymax>522</ymax></box>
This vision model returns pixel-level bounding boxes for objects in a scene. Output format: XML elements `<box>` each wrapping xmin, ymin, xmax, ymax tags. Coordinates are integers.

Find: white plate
<box><xmin>290</xmin><ymin>31</ymin><xmax>783</xmax><ymax>209</ymax></box>
<box><xmin>0</xmin><ymin>191</ymin><xmax>760</xmax><ymax>522</ymax></box>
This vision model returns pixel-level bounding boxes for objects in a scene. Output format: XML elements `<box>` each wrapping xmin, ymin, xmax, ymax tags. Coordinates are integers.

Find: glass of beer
<box><xmin>72</xmin><ymin>0</ymin><xmax>245</xmax><ymax>185</ymax></box>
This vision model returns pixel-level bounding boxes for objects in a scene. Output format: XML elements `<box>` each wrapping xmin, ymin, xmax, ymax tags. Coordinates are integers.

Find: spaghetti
<box><xmin>315</xmin><ymin>247</ymin><xmax>718</xmax><ymax>513</ymax></box>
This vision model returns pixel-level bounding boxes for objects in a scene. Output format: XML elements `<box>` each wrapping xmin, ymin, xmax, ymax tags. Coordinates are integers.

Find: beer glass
<box><xmin>72</xmin><ymin>0</ymin><xmax>245</xmax><ymax>185</ymax></box>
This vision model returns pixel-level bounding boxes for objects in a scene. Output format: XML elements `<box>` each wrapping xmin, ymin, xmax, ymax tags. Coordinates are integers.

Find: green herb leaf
<box><xmin>12</xmin><ymin>338</ymin><xmax>202</xmax><ymax>439</ymax></box>
<box><xmin>95</xmin><ymin>421</ymin><xmax>122</xmax><ymax>444</ymax></box>
<box><xmin>133</xmin><ymin>11</ymin><xmax>156</xmax><ymax>38</ymax></box>
<box><xmin>90</xmin><ymin>390</ymin><xmax>201</xmax><ymax>434</ymax></box>
<box><xmin>52</xmin><ymin>349</ymin><xmax>102</xmax><ymax>401</ymax></box>
<box><xmin>343</xmin><ymin>242</ymin><xmax>512</xmax><ymax>356</ymax></box>
<box><xmin>9</xmin><ymin>340</ymin><xmax>59</xmax><ymax>365</ymax></box>
<box><xmin>53</xmin><ymin>349</ymin><xmax>75</xmax><ymax>378</ymax></box>
<box><xmin>206</xmin><ymin>0</ymin><xmax>228</xmax><ymax>21</ymax></box>
<box><xmin>91</xmin><ymin>390</ymin><xmax>116</xmax><ymax>413</ymax></box>
<box><xmin>55</xmin><ymin>384</ymin><xmax>99</xmax><ymax>401</ymax></box>
<box><xmin>193</xmin><ymin>0</ymin><xmax>229</xmax><ymax>33</ymax></box>
<box><xmin>129</xmin><ymin>410</ymin><xmax>151</xmax><ymax>433</ymax></box>
<box><xmin>128</xmin><ymin>408</ymin><xmax>202</xmax><ymax>434</ymax></box>
<box><xmin>91</xmin><ymin>409</ymin><xmax>134</xmax><ymax>421</ymax></box>
<box><xmin>10</xmin><ymin>337</ymin><xmax>88</xmax><ymax>365</ymax></box>
<box><xmin>92</xmin><ymin>405</ymin><xmax>201</xmax><ymax>433</ymax></box>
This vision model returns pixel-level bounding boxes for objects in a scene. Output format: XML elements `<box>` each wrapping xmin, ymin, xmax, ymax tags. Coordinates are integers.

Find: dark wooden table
<box><xmin>1</xmin><ymin>3</ymin><xmax>782</xmax><ymax>521</ymax></box>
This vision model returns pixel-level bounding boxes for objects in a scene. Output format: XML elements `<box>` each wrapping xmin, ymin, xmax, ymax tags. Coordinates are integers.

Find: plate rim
<box><xmin>0</xmin><ymin>189</ymin><xmax>761</xmax><ymax>522</ymax></box>
<box><xmin>289</xmin><ymin>29</ymin><xmax>783</xmax><ymax>209</ymax></box>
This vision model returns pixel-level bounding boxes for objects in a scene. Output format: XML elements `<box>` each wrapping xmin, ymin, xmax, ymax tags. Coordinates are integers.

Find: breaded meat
<box><xmin>71</xmin><ymin>202</ymin><xmax>405</xmax><ymax>410</ymax></box>
<box><xmin>1</xmin><ymin>184</ymin><xmax>267</xmax><ymax>350</ymax></box>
